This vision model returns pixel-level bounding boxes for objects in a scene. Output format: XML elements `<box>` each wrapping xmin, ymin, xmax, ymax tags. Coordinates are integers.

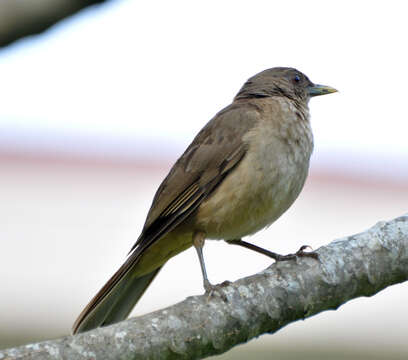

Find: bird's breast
<box><xmin>195</xmin><ymin>98</ymin><xmax>313</xmax><ymax>240</ymax></box>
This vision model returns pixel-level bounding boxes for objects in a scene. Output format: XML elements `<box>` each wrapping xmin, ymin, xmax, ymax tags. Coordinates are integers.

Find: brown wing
<box><xmin>72</xmin><ymin>101</ymin><xmax>262</xmax><ymax>333</ymax></box>
<box><xmin>130</xmin><ymin>101</ymin><xmax>261</xmax><ymax>254</ymax></box>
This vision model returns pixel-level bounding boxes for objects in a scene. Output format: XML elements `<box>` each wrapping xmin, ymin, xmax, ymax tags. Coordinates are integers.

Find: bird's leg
<box><xmin>193</xmin><ymin>231</ymin><xmax>215</xmax><ymax>293</ymax></box>
<box><xmin>193</xmin><ymin>232</ymin><xmax>232</xmax><ymax>300</ymax></box>
<box><xmin>225</xmin><ymin>239</ymin><xmax>319</xmax><ymax>261</ymax></box>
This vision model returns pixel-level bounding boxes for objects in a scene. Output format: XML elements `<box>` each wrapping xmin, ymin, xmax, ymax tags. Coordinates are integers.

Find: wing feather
<box><xmin>130</xmin><ymin>102</ymin><xmax>261</xmax><ymax>254</ymax></box>
<box><xmin>73</xmin><ymin>101</ymin><xmax>261</xmax><ymax>333</ymax></box>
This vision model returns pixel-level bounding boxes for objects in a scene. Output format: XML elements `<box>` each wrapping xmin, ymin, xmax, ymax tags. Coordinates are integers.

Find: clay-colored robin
<box><xmin>73</xmin><ymin>67</ymin><xmax>337</xmax><ymax>334</ymax></box>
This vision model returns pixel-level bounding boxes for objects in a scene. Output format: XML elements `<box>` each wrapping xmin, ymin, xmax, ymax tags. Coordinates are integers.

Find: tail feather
<box><xmin>101</xmin><ymin>267</ymin><xmax>161</xmax><ymax>326</ymax></box>
<box><xmin>73</xmin><ymin>258</ymin><xmax>162</xmax><ymax>334</ymax></box>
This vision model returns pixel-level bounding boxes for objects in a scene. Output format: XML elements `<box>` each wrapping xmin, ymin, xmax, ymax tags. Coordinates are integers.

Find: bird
<box><xmin>73</xmin><ymin>67</ymin><xmax>337</xmax><ymax>334</ymax></box>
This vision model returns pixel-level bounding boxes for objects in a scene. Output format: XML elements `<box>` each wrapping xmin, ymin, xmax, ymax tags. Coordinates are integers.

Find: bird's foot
<box><xmin>275</xmin><ymin>245</ymin><xmax>319</xmax><ymax>262</ymax></box>
<box><xmin>203</xmin><ymin>279</ymin><xmax>231</xmax><ymax>302</ymax></box>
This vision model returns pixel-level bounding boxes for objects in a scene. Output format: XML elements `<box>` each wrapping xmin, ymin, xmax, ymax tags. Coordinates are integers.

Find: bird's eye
<box><xmin>294</xmin><ymin>75</ymin><xmax>301</xmax><ymax>83</ymax></box>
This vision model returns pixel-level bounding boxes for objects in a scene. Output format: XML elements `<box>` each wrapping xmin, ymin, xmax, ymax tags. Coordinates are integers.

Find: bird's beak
<box><xmin>308</xmin><ymin>84</ymin><xmax>338</xmax><ymax>97</ymax></box>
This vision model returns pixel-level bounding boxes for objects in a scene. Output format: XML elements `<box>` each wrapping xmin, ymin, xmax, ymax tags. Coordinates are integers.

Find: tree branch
<box><xmin>0</xmin><ymin>0</ymin><xmax>111</xmax><ymax>48</ymax></box>
<box><xmin>1</xmin><ymin>215</ymin><xmax>407</xmax><ymax>359</ymax></box>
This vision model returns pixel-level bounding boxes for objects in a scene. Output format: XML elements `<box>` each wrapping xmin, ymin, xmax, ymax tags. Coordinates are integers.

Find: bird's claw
<box><xmin>275</xmin><ymin>245</ymin><xmax>319</xmax><ymax>262</ymax></box>
<box><xmin>203</xmin><ymin>280</ymin><xmax>230</xmax><ymax>302</ymax></box>
<box><xmin>295</xmin><ymin>245</ymin><xmax>319</xmax><ymax>260</ymax></box>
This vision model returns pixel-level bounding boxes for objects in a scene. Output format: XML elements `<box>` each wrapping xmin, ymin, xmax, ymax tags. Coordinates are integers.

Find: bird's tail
<box><xmin>72</xmin><ymin>254</ymin><xmax>162</xmax><ymax>334</ymax></box>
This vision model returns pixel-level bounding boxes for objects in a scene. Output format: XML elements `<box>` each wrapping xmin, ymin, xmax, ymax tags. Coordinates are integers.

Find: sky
<box><xmin>0</xmin><ymin>0</ymin><xmax>407</xmax><ymax>178</ymax></box>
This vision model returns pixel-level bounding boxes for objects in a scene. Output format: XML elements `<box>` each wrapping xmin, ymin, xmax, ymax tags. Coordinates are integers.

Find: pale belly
<box><xmin>196</xmin><ymin>159</ymin><xmax>308</xmax><ymax>240</ymax></box>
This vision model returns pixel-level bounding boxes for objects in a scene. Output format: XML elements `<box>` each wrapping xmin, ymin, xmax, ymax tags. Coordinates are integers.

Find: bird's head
<box><xmin>235</xmin><ymin>67</ymin><xmax>337</xmax><ymax>103</ymax></box>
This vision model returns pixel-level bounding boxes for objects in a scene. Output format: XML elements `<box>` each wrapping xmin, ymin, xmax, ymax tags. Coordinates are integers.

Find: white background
<box><xmin>0</xmin><ymin>0</ymin><xmax>407</xmax><ymax>178</ymax></box>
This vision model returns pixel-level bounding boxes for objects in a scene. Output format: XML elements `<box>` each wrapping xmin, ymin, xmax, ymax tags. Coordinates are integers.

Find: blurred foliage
<box><xmin>0</xmin><ymin>0</ymin><xmax>109</xmax><ymax>48</ymax></box>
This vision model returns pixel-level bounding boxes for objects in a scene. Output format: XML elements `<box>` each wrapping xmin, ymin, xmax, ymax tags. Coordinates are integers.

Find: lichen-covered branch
<box><xmin>0</xmin><ymin>0</ymin><xmax>110</xmax><ymax>48</ymax></box>
<box><xmin>1</xmin><ymin>215</ymin><xmax>407</xmax><ymax>360</ymax></box>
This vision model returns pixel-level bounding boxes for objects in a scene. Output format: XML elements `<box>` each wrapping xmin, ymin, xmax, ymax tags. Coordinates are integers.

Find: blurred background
<box><xmin>0</xmin><ymin>0</ymin><xmax>407</xmax><ymax>359</ymax></box>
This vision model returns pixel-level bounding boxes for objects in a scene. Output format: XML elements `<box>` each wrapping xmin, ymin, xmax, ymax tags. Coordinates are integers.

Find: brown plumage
<box><xmin>73</xmin><ymin>67</ymin><xmax>337</xmax><ymax>334</ymax></box>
